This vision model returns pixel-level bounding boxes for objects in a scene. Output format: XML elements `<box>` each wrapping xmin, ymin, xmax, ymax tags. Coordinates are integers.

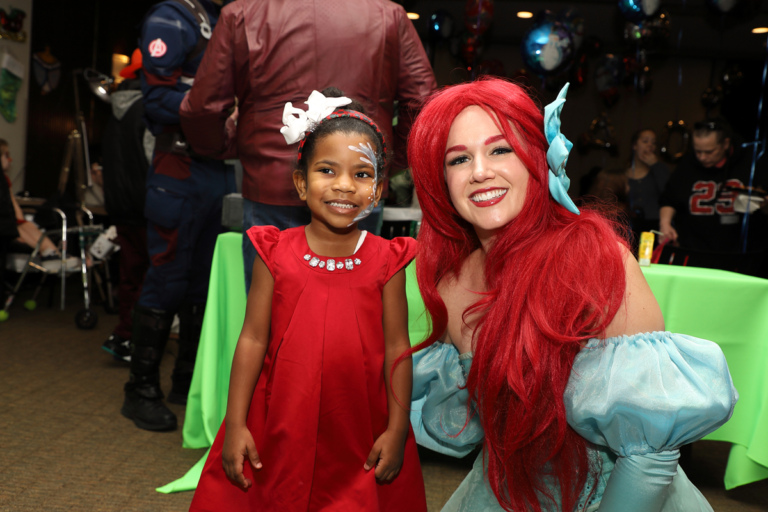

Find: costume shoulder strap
<box><xmin>167</xmin><ymin>0</ymin><xmax>211</xmax><ymax>63</ymax></box>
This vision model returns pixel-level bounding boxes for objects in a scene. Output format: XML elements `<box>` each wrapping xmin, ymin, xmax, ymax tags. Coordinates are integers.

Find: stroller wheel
<box><xmin>24</xmin><ymin>300</ymin><xmax>37</xmax><ymax>311</ymax></box>
<box><xmin>75</xmin><ymin>308</ymin><xmax>98</xmax><ymax>329</ymax></box>
<box><xmin>0</xmin><ymin>310</ymin><xmax>8</xmax><ymax>322</ymax></box>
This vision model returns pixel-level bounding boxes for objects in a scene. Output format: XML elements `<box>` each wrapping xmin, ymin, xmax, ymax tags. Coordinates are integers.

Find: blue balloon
<box><xmin>521</xmin><ymin>19</ymin><xmax>575</xmax><ymax>77</ymax></box>
<box><xmin>618</xmin><ymin>0</ymin><xmax>660</xmax><ymax>23</ymax></box>
<box><xmin>429</xmin><ymin>9</ymin><xmax>455</xmax><ymax>41</ymax></box>
<box><xmin>558</xmin><ymin>8</ymin><xmax>585</xmax><ymax>50</ymax></box>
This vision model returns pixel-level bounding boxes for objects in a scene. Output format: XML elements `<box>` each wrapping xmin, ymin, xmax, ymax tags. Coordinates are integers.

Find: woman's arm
<box><xmin>365</xmin><ymin>267</ymin><xmax>412</xmax><ymax>482</ymax></box>
<box><xmin>222</xmin><ymin>254</ymin><xmax>273</xmax><ymax>490</ymax></box>
<box><xmin>604</xmin><ymin>244</ymin><xmax>664</xmax><ymax>339</ymax></box>
<box><xmin>598</xmin><ymin>245</ymin><xmax>676</xmax><ymax>511</ymax></box>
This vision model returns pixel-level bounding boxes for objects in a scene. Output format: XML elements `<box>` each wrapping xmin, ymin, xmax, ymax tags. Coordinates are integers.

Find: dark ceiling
<box><xmin>399</xmin><ymin>0</ymin><xmax>768</xmax><ymax>60</ymax></box>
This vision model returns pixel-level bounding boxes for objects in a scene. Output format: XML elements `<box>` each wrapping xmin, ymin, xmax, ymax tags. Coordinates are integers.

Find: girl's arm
<box><xmin>222</xmin><ymin>254</ymin><xmax>273</xmax><ymax>490</ymax></box>
<box><xmin>364</xmin><ymin>267</ymin><xmax>412</xmax><ymax>482</ymax></box>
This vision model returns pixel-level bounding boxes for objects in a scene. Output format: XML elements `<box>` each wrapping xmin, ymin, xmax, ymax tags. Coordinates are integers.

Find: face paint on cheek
<box><xmin>348</xmin><ymin>142</ymin><xmax>378</xmax><ymax>224</ymax></box>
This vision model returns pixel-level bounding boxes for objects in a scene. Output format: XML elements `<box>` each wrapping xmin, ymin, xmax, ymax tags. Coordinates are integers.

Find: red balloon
<box><xmin>569</xmin><ymin>53</ymin><xmax>588</xmax><ymax>89</ymax></box>
<box><xmin>465</xmin><ymin>0</ymin><xmax>494</xmax><ymax>35</ymax></box>
<box><xmin>460</xmin><ymin>33</ymin><xmax>485</xmax><ymax>66</ymax></box>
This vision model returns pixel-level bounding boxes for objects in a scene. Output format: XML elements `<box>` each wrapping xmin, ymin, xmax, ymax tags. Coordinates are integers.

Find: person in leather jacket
<box><xmin>180</xmin><ymin>0</ymin><xmax>436</xmax><ymax>291</ymax></box>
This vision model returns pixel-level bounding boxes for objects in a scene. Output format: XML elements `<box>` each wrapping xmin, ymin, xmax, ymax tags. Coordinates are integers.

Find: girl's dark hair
<box><xmin>296</xmin><ymin>87</ymin><xmax>387</xmax><ymax>181</ymax></box>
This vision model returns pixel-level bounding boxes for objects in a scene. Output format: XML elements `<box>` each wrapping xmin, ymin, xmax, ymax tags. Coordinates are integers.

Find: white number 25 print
<box><xmin>689</xmin><ymin>179</ymin><xmax>743</xmax><ymax>215</ymax></box>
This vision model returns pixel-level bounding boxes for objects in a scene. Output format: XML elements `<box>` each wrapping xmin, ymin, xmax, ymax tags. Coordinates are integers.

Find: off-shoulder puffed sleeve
<box><xmin>564</xmin><ymin>331</ymin><xmax>738</xmax><ymax>512</ymax></box>
<box><xmin>410</xmin><ymin>343</ymin><xmax>484</xmax><ymax>457</ymax></box>
<box><xmin>246</xmin><ymin>225</ymin><xmax>281</xmax><ymax>275</ymax></box>
<box><xmin>385</xmin><ymin>236</ymin><xmax>418</xmax><ymax>282</ymax></box>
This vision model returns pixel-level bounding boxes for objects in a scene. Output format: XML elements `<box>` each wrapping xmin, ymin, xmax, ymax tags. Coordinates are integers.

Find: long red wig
<box><xmin>408</xmin><ymin>78</ymin><xmax>628</xmax><ymax>511</ymax></box>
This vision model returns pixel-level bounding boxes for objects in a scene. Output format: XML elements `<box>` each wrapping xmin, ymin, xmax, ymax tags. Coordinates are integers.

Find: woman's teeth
<box><xmin>471</xmin><ymin>189</ymin><xmax>506</xmax><ymax>202</ymax></box>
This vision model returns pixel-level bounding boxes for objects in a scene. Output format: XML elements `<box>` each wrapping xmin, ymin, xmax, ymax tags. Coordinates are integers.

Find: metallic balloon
<box><xmin>577</xmin><ymin>112</ymin><xmax>619</xmax><ymax>156</ymax></box>
<box><xmin>701</xmin><ymin>86</ymin><xmax>724</xmax><ymax>108</ymax></box>
<box><xmin>659</xmin><ymin>120</ymin><xmax>690</xmax><ymax>162</ymax></box>
<box><xmin>636</xmin><ymin>65</ymin><xmax>653</xmax><ymax>96</ymax></box>
<box><xmin>569</xmin><ymin>52</ymin><xmax>588</xmax><ymax>90</ymax></box>
<box><xmin>429</xmin><ymin>9</ymin><xmax>456</xmax><ymax>41</ymax></box>
<box><xmin>594</xmin><ymin>53</ymin><xmax>623</xmax><ymax>107</ymax></box>
<box><xmin>521</xmin><ymin>17</ymin><xmax>575</xmax><ymax>76</ymax></box>
<box><xmin>624</xmin><ymin>21</ymin><xmax>642</xmax><ymax>45</ymax></box>
<box><xmin>618</xmin><ymin>0</ymin><xmax>661</xmax><ymax>23</ymax></box>
<box><xmin>624</xmin><ymin>9</ymin><xmax>670</xmax><ymax>50</ymax></box>
<box><xmin>460</xmin><ymin>32</ymin><xmax>485</xmax><ymax>66</ymax></box>
<box><xmin>721</xmin><ymin>64</ymin><xmax>744</xmax><ymax>92</ymax></box>
<box><xmin>639</xmin><ymin>9</ymin><xmax>671</xmax><ymax>41</ymax></box>
<box><xmin>557</xmin><ymin>8</ymin><xmax>585</xmax><ymax>51</ymax></box>
<box><xmin>464</xmin><ymin>0</ymin><xmax>494</xmax><ymax>36</ymax></box>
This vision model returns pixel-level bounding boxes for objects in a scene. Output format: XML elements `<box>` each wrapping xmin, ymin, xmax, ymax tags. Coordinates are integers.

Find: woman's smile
<box><xmin>469</xmin><ymin>187</ymin><xmax>508</xmax><ymax>206</ymax></box>
<box><xmin>444</xmin><ymin>106</ymin><xmax>530</xmax><ymax>244</ymax></box>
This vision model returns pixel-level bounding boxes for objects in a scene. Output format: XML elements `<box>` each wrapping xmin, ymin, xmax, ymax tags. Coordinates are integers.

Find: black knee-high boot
<box><xmin>167</xmin><ymin>303</ymin><xmax>205</xmax><ymax>405</ymax></box>
<box><xmin>121</xmin><ymin>304</ymin><xmax>177</xmax><ymax>431</ymax></box>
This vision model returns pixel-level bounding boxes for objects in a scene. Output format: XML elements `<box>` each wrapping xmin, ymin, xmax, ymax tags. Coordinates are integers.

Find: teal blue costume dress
<box><xmin>411</xmin><ymin>332</ymin><xmax>738</xmax><ymax>511</ymax></box>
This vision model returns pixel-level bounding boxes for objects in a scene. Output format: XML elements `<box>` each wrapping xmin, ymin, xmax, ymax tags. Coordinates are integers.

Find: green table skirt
<box><xmin>158</xmin><ymin>232</ymin><xmax>768</xmax><ymax>493</ymax></box>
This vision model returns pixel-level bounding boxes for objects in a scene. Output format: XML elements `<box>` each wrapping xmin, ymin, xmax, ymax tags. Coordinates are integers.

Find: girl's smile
<box><xmin>294</xmin><ymin>131</ymin><xmax>380</xmax><ymax>232</ymax></box>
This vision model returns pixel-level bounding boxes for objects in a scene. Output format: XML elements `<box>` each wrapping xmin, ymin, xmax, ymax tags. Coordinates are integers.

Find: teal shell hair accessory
<box><xmin>544</xmin><ymin>83</ymin><xmax>580</xmax><ymax>215</ymax></box>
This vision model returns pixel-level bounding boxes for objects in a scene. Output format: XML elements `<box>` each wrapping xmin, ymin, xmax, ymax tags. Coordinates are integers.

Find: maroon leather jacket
<box><xmin>180</xmin><ymin>0</ymin><xmax>436</xmax><ymax>206</ymax></box>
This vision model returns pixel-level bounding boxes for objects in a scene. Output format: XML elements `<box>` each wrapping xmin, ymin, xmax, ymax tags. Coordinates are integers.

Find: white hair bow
<box><xmin>280</xmin><ymin>90</ymin><xmax>353</xmax><ymax>145</ymax></box>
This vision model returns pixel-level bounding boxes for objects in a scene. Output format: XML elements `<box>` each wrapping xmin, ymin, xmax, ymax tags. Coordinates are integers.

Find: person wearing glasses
<box><xmin>658</xmin><ymin>118</ymin><xmax>768</xmax><ymax>262</ymax></box>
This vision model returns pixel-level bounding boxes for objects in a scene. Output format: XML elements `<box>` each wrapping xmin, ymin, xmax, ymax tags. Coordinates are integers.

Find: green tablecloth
<box><xmin>158</xmin><ymin>232</ymin><xmax>768</xmax><ymax>493</ymax></box>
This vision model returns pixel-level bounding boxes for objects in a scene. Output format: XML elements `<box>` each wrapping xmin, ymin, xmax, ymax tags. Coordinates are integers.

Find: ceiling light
<box><xmin>407</xmin><ymin>12</ymin><xmax>420</xmax><ymax>20</ymax></box>
<box><xmin>752</xmin><ymin>27</ymin><xmax>768</xmax><ymax>34</ymax></box>
<box><xmin>517</xmin><ymin>11</ymin><xmax>533</xmax><ymax>19</ymax></box>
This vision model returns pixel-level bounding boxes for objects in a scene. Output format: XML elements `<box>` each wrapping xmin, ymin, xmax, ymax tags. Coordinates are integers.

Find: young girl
<box><xmin>190</xmin><ymin>89</ymin><xmax>427</xmax><ymax>511</ymax></box>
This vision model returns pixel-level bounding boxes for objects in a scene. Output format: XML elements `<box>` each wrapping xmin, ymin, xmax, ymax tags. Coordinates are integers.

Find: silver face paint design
<box><xmin>348</xmin><ymin>142</ymin><xmax>378</xmax><ymax>224</ymax></box>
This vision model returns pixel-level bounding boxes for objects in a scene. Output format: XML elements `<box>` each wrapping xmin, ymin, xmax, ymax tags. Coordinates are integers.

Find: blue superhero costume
<box><xmin>122</xmin><ymin>0</ymin><xmax>235</xmax><ymax>432</ymax></box>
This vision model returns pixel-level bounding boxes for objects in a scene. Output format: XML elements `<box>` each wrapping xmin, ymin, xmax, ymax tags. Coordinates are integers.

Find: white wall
<box><xmin>0</xmin><ymin>0</ymin><xmax>32</xmax><ymax>193</ymax></box>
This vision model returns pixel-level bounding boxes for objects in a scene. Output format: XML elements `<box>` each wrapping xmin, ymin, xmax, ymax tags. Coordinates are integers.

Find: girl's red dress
<box><xmin>190</xmin><ymin>226</ymin><xmax>426</xmax><ymax>511</ymax></box>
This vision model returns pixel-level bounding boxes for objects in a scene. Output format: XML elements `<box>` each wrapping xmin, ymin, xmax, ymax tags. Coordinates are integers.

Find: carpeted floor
<box><xmin>1</xmin><ymin>278</ymin><xmax>767</xmax><ymax>511</ymax></box>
